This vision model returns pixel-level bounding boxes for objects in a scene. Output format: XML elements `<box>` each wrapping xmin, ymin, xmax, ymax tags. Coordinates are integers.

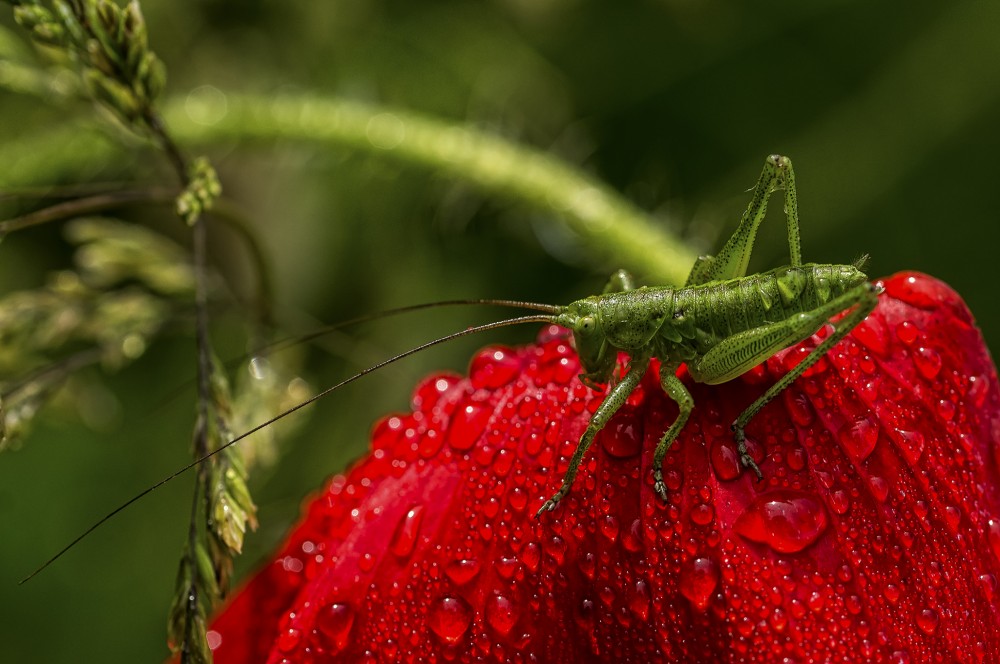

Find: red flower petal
<box><xmin>208</xmin><ymin>273</ymin><xmax>1000</xmax><ymax>663</ymax></box>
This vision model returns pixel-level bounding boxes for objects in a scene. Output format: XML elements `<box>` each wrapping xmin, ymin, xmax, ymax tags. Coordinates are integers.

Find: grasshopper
<box><xmin>535</xmin><ymin>154</ymin><xmax>880</xmax><ymax>515</ymax></box>
<box><xmin>23</xmin><ymin>154</ymin><xmax>880</xmax><ymax>580</ymax></box>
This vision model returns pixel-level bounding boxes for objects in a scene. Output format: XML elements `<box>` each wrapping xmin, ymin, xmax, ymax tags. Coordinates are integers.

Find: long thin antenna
<box><xmin>20</xmin><ymin>313</ymin><xmax>557</xmax><ymax>584</ymax></box>
<box><xmin>148</xmin><ymin>298</ymin><xmax>562</xmax><ymax>413</ymax></box>
<box><xmin>259</xmin><ymin>299</ymin><xmax>561</xmax><ymax>355</ymax></box>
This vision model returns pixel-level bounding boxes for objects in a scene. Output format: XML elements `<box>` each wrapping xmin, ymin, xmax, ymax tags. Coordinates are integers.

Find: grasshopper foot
<box><xmin>535</xmin><ymin>487</ymin><xmax>568</xmax><ymax>518</ymax></box>
<box><xmin>653</xmin><ymin>470</ymin><xmax>669</xmax><ymax>502</ymax></box>
<box><xmin>732</xmin><ymin>423</ymin><xmax>765</xmax><ymax>482</ymax></box>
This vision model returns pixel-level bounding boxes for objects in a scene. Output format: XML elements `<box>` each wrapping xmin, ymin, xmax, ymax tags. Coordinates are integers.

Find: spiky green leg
<box><xmin>536</xmin><ymin>353</ymin><xmax>650</xmax><ymax>517</ymax></box>
<box><xmin>686</xmin><ymin>154</ymin><xmax>801</xmax><ymax>287</ymax></box>
<box><xmin>730</xmin><ymin>283</ymin><xmax>880</xmax><ymax>476</ymax></box>
<box><xmin>652</xmin><ymin>366</ymin><xmax>693</xmax><ymax>501</ymax></box>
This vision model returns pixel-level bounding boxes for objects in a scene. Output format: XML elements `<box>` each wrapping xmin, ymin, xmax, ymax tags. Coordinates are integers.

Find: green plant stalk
<box><xmin>0</xmin><ymin>93</ymin><xmax>697</xmax><ymax>284</ymax></box>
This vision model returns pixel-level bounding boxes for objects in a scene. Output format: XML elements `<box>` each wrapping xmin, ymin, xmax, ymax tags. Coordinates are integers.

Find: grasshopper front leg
<box><xmin>536</xmin><ymin>351</ymin><xmax>651</xmax><ymax>516</ymax></box>
<box><xmin>652</xmin><ymin>364</ymin><xmax>693</xmax><ymax>501</ymax></box>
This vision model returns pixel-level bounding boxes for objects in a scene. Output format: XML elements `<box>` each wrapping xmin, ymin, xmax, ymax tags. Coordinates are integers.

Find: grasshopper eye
<box><xmin>579</xmin><ymin>316</ymin><xmax>596</xmax><ymax>333</ymax></box>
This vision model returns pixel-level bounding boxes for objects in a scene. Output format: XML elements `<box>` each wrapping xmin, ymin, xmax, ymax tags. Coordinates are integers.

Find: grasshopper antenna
<box><xmin>20</xmin><ymin>312</ymin><xmax>559</xmax><ymax>584</ymax></box>
<box><xmin>259</xmin><ymin>299</ymin><xmax>562</xmax><ymax>355</ymax></box>
<box><xmin>149</xmin><ymin>298</ymin><xmax>562</xmax><ymax>412</ymax></box>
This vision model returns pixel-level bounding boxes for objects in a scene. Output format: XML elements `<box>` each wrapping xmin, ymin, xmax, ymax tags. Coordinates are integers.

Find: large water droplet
<box><xmin>428</xmin><ymin>596</ymin><xmax>473</xmax><ymax>645</ymax></box>
<box><xmin>916</xmin><ymin>608</ymin><xmax>938</xmax><ymax>634</ymax></box>
<box><xmin>446</xmin><ymin>402</ymin><xmax>491</xmax><ymax>451</ymax></box>
<box><xmin>710</xmin><ymin>439</ymin><xmax>742</xmax><ymax>481</ymax></box>
<box><xmin>628</xmin><ymin>579</ymin><xmax>651</xmax><ymax>620</ymax></box>
<box><xmin>390</xmin><ymin>505</ymin><xmax>424</xmax><ymax>558</ymax></box>
<box><xmin>469</xmin><ymin>346</ymin><xmax>520</xmax><ymax>389</ymax></box>
<box><xmin>445</xmin><ymin>558</ymin><xmax>481</xmax><ymax>586</ymax></box>
<box><xmin>485</xmin><ymin>592</ymin><xmax>519</xmax><ymax>637</ymax></box>
<box><xmin>838</xmin><ymin>416</ymin><xmax>878</xmax><ymax>462</ymax></box>
<box><xmin>913</xmin><ymin>347</ymin><xmax>942</xmax><ymax>380</ymax></box>
<box><xmin>734</xmin><ymin>490</ymin><xmax>828</xmax><ymax>553</ymax></box>
<box><xmin>600</xmin><ymin>408</ymin><xmax>643</xmax><ymax>458</ymax></box>
<box><xmin>893</xmin><ymin>429</ymin><xmax>925</xmax><ymax>465</ymax></box>
<box><xmin>679</xmin><ymin>557</ymin><xmax>719</xmax><ymax>610</ymax></box>
<box><xmin>315</xmin><ymin>603</ymin><xmax>355</xmax><ymax>655</ymax></box>
<box><xmin>884</xmin><ymin>273</ymin><xmax>957</xmax><ymax>310</ymax></box>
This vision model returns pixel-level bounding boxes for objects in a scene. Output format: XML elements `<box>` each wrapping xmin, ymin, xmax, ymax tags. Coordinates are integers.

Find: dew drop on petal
<box><xmin>469</xmin><ymin>346</ymin><xmax>520</xmax><ymax>389</ymax></box>
<box><xmin>446</xmin><ymin>403</ymin><xmax>491</xmax><ymax>451</ymax></box>
<box><xmin>277</xmin><ymin>627</ymin><xmax>301</xmax><ymax>653</ymax></box>
<box><xmin>734</xmin><ymin>490</ymin><xmax>828</xmax><ymax>553</ymax></box>
<box><xmin>838</xmin><ymin>416</ymin><xmax>878</xmax><ymax>462</ymax></box>
<box><xmin>894</xmin><ymin>429</ymin><xmax>925</xmax><ymax>465</ymax></box>
<box><xmin>315</xmin><ymin>603</ymin><xmax>355</xmax><ymax>655</ymax></box>
<box><xmin>428</xmin><ymin>596</ymin><xmax>473</xmax><ymax>645</ymax></box>
<box><xmin>913</xmin><ymin>347</ymin><xmax>942</xmax><ymax>379</ymax></box>
<box><xmin>690</xmin><ymin>503</ymin><xmax>715</xmax><ymax>526</ymax></box>
<box><xmin>485</xmin><ymin>592</ymin><xmax>519</xmax><ymax>637</ymax></box>
<box><xmin>600</xmin><ymin>409</ymin><xmax>644</xmax><ymax>458</ymax></box>
<box><xmin>896</xmin><ymin>321</ymin><xmax>919</xmax><ymax>346</ymax></box>
<box><xmin>884</xmin><ymin>272</ymin><xmax>957</xmax><ymax>309</ymax></box>
<box><xmin>628</xmin><ymin>579</ymin><xmax>651</xmax><ymax>620</ymax></box>
<box><xmin>679</xmin><ymin>557</ymin><xmax>719</xmax><ymax>611</ymax></box>
<box><xmin>988</xmin><ymin>519</ymin><xmax>1000</xmax><ymax>559</ymax></box>
<box><xmin>710</xmin><ymin>439</ymin><xmax>742</xmax><ymax>481</ymax></box>
<box><xmin>390</xmin><ymin>505</ymin><xmax>425</xmax><ymax>558</ymax></box>
<box><xmin>445</xmin><ymin>558</ymin><xmax>481</xmax><ymax>586</ymax></box>
<box><xmin>916</xmin><ymin>608</ymin><xmax>939</xmax><ymax>634</ymax></box>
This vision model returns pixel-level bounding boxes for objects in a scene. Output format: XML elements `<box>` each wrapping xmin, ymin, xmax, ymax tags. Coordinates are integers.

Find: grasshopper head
<box><xmin>557</xmin><ymin>299</ymin><xmax>615</xmax><ymax>388</ymax></box>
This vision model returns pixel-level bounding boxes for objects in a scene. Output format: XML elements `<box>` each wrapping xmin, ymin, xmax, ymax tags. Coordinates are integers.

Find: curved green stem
<box><xmin>1</xmin><ymin>93</ymin><xmax>697</xmax><ymax>284</ymax></box>
<box><xmin>165</xmin><ymin>93</ymin><xmax>695</xmax><ymax>284</ymax></box>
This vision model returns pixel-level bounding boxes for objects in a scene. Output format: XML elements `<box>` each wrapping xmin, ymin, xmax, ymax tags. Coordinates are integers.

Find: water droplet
<box><xmin>679</xmin><ymin>557</ymin><xmax>719</xmax><ymax>610</ymax></box>
<box><xmin>734</xmin><ymin>490</ymin><xmax>828</xmax><ymax>553</ymax></box>
<box><xmin>869</xmin><ymin>476</ymin><xmax>889</xmax><ymax>502</ymax></box>
<box><xmin>411</xmin><ymin>374</ymin><xmax>459</xmax><ymax>413</ymax></box>
<box><xmin>784</xmin><ymin>389</ymin><xmax>815</xmax><ymax>426</ymax></box>
<box><xmin>485</xmin><ymin>592</ymin><xmax>519</xmax><ymax>636</ymax></box>
<box><xmin>884</xmin><ymin>273</ymin><xmax>957</xmax><ymax>310</ymax></box>
<box><xmin>893</xmin><ymin>429</ymin><xmax>925</xmax><ymax>465</ymax></box>
<box><xmin>710</xmin><ymin>439</ymin><xmax>742</xmax><ymax>481</ymax></box>
<box><xmin>521</xmin><ymin>542</ymin><xmax>541</xmax><ymax>572</ymax></box>
<box><xmin>913</xmin><ymin>347</ymin><xmax>942</xmax><ymax>380</ymax></box>
<box><xmin>446</xmin><ymin>402</ymin><xmax>491</xmax><ymax>451</ymax></box>
<box><xmin>600</xmin><ymin>515</ymin><xmax>619</xmax><ymax>542</ymax></box>
<box><xmin>855</xmin><ymin>316</ymin><xmax>890</xmax><ymax>355</ymax></box>
<box><xmin>988</xmin><ymin>519</ymin><xmax>1000</xmax><ymax>559</ymax></box>
<box><xmin>316</xmin><ymin>603</ymin><xmax>355</xmax><ymax>655</ymax></box>
<box><xmin>390</xmin><ymin>505</ymin><xmax>424</xmax><ymax>558</ymax></box>
<box><xmin>936</xmin><ymin>399</ymin><xmax>956</xmax><ymax>421</ymax></box>
<box><xmin>600</xmin><ymin>407</ymin><xmax>644</xmax><ymax>458</ymax></box>
<box><xmin>895</xmin><ymin>321</ymin><xmax>919</xmax><ymax>346</ymax></box>
<box><xmin>428</xmin><ymin>596</ymin><xmax>473</xmax><ymax>645</ymax></box>
<box><xmin>916</xmin><ymin>608</ymin><xmax>938</xmax><ymax>634</ymax></box>
<box><xmin>445</xmin><ymin>558</ymin><xmax>481</xmax><ymax>586</ymax></box>
<box><xmin>838</xmin><ymin>416</ymin><xmax>878</xmax><ymax>462</ymax></box>
<box><xmin>469</xmin><ymin>346</ymin><xmax>520</xmax><ymax>389</ymax></box>
<box><xmin>277</xmin><ymin>627</ymin><xmax>301</xmax><ymax>652</ymax></box>
<box><xmin>691</xmin><ymin>504</ymin><xmax>715</xmax><ymax>526</ymax></box>
<box><xmin>628</xmin><ymin>579</ymin><xmax>651</xmax><ymax>620</ymax></box>
<box><xmin>830</xmin><ymin>490</ymin><xmax>849</xmax><ymax>514</ymax></box>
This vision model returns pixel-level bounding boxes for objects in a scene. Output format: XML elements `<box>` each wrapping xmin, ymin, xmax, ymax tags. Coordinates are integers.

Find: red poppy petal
<box><xmin>208</xmin><ymin>272</ymin><xmax>1000</xmax><ymax>663</ymax></box>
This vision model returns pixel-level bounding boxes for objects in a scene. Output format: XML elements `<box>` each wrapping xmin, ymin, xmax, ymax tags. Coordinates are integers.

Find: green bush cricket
<box><xmin>23</xmin><ymin>154</ymin><xmax>880</xmax><ymax>579</ymax></box>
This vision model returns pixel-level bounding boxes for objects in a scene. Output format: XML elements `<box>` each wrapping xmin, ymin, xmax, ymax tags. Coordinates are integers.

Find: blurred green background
<box><xmin>1</xmin><ymin>1</ymin><xmax>999</xmax><ymax>661</ymax></box>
